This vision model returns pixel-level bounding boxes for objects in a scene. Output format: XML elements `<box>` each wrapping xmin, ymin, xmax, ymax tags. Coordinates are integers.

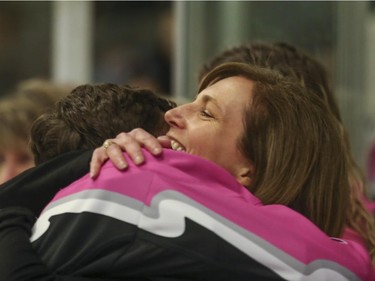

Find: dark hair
<box><xmin>30</xmin><ymin>83</ymin><xmax>176</xmax><ymax>165</ymax></box>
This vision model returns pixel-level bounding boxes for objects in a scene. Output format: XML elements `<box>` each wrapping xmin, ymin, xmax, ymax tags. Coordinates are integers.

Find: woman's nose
<box><xmin>164</xmin><ymin>106</ymin><xmax>186</xmax><ymax>129</ymax></box>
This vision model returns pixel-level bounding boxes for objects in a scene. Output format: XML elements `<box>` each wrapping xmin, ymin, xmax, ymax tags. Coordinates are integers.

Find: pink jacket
<box><xmin>33</xmin><ymin>149</ymin><xmax>375</xmax><ymax>281</ymax></box>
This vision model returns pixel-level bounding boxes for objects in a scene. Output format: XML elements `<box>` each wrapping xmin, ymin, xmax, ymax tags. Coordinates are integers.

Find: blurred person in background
<box><xmin>0</xmin><ymin>79</ymin><xmax>71</xmax><ymax>184</ymax></box>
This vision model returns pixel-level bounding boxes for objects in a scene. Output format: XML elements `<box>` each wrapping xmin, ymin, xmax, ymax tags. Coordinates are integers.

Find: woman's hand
<box><xmin>89</xmin><ymin>128</ymin><xmax>171</xmax><ymax>178</ymax></box>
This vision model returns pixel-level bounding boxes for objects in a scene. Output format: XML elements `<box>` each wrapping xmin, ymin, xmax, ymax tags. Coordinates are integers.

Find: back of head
<box><xmin>199</xmin><ymin>62</ymin><xmax>349</xmax><ymax>237</ymax></box>
<box><xmin>199</xmin><ymin>42</ymin><xmax>342</xmax><ymax>122</ymax></box>
<box><xmin>31</xmin><ymin>83</ymin><xmax>176</xmax><ymax>165</ymax></box>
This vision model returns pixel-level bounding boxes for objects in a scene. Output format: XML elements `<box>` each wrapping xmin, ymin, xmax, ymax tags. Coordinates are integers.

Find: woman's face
<box><xmin>164</xmin><ymin>76</ymin><xmax>254</xmax><ymax>186</ymax></box>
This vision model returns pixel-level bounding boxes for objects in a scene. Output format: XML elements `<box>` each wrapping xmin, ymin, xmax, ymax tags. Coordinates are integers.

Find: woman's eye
<box><xmin>200</xmin><ymin>110</ymin><xmax>213</xmax><ymax>118</ymax></box>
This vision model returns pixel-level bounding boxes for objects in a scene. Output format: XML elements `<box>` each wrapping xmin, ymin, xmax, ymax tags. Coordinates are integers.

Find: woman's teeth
<box><xmin>171</xmin><ymin>140</ymin><xmax>185</xmax><ymax>151</ymax></box>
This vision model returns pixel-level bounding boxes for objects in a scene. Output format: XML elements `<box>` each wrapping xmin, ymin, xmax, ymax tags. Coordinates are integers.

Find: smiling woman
<box><xmin>170</xmin><ymin>62</ymin><xmax>349</xmax><ymax>237</ymax></box>
<box><xmin>85</xmin><ymin>63</ymin><xmax>370</xmax><ymax>277</ymax></box>
<box><xmin>164</xmin><ymin>76</ymin><xmax>253</xmax><ymax>187</ymax></box>
<box><xmin>0</xmin><ymin>63</ymin><xmax>373</xmax><ymax>280</ymax></box>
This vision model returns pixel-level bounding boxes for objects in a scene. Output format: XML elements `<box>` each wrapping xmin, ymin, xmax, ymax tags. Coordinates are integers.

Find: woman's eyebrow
<box><xmin>200</xmin><ymin>94</ymin><xmax>222</xmax><ymax>113</ymax></box>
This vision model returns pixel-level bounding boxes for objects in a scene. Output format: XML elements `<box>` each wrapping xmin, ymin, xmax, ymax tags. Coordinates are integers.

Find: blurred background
<box><xmin>1</xmin><ymin>1</ymin><xmax>375</xmax><ymax>195</ymax></box>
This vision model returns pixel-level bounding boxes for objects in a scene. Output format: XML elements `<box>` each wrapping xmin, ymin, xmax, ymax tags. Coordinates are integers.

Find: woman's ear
<box><xmin>236</xmin><ymin>165</ymin><xmax>254</xmax><ymax>188</ymax></box>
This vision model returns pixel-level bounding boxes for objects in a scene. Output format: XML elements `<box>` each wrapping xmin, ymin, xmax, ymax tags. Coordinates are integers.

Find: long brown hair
<box><xmin>200</xmin><ymin>42</ymin><xmax>375</xmax><ymax>263</ymax></box>
<box><xmin>200</xmin><ymin>62</ymin><xmax>349</xmax><ymax>238</ymax></box>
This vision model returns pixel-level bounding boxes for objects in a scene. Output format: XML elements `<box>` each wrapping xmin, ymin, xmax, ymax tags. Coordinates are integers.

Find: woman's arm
<box><xmin>0</xmin><ymin>207</ymin><xmax>107</xmax><ymax>281</ymax></box>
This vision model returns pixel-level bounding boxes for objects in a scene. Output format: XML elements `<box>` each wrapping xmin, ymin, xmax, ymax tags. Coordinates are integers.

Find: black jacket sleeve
<box><xmin>0</xmin><ymin>150</ymin><xmax>129</xmax><ymax>281</ymax></box>
<box><xmin>0</xmin><ymin>207</ymin><xmax>110</xmax><ymax>281</ymax></box>
<box><xmin>0</xmin><ymin>149</ymin><xmax>93</xmax><ymax>217</ymax></box>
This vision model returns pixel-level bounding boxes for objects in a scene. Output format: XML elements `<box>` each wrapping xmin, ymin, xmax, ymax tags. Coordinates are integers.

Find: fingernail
<box><xmin>134</xmin><ymin>156</ymin><xmax>143</xmax><ymax>165</ymax></box>
<box><xmin>118</xmin><ymin>161</ymin><xmax>127</xmax><ymax>169</ymax></box>
<box><xmin>153</xmin><ymin>147</ymin><xmax>161</xmax><ymax>154</ymax></box>
<box><xmin>157</xmin><ymin>136</ymin><xmax>169</xmax><ymax>141</ymax></box>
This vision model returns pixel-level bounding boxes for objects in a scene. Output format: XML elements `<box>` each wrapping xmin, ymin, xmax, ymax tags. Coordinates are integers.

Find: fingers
<box><xmin>129</xmin><ymin>128</ymin><xmax>164</xmax><ymax>153</ymax></box>
<box><xmin>90</xmin><ymin>139</ymin><xmax>128</xmax><ymax>179</ymax></box>
<box><xmin>89</xmin><ymin>128</ymin><xmax>167</xmax><ymax>179</ymax></box>
<box><xmin>105</xmin><ymin>140</ymin><xmax>129</xmax><ymax>168</ymax></box>
<box><xmin>90</xmin><ymin>147</ymin><xmax>109</xmax><ymax>179</ymax></box>
<box><xmin>115</xmin><ymin>129</ymin><xmax>163</xmax><ymax>164</ymax></box>
<box><xmin>157</xmin><ymin>135</ymin><xmax>172</xmax><ymax>148</ymax></box>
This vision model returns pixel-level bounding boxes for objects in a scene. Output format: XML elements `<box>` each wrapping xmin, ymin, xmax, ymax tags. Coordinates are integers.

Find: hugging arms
<box><xmin>0</xmin><ymin>62</ymin><xmax>374</xmax><ymax>280</ymax></box>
